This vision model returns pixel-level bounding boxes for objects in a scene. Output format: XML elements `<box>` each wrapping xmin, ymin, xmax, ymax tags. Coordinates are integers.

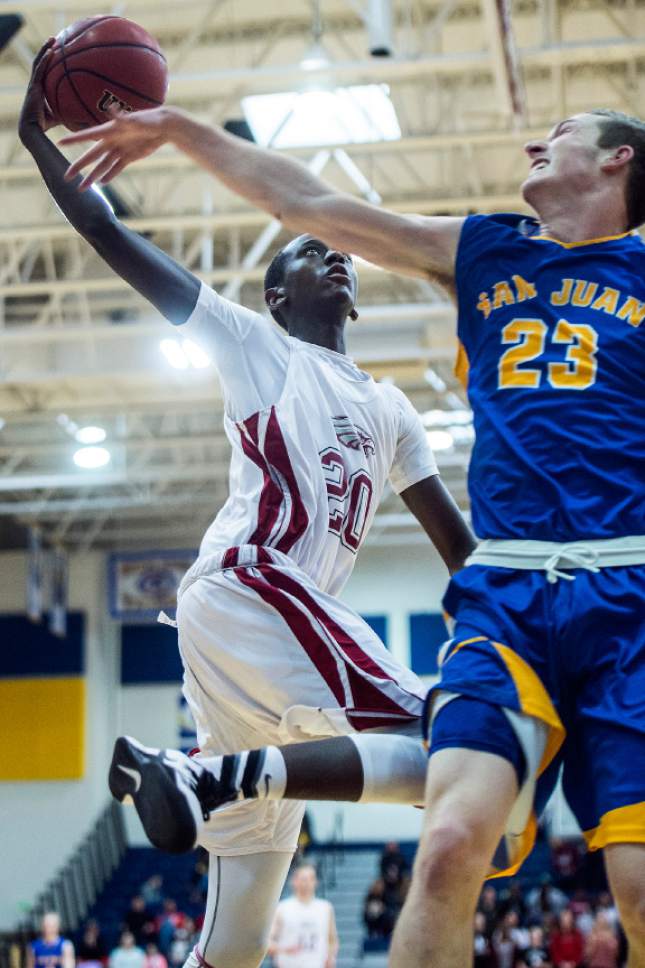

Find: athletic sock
<box><xmin>351</xmin><ymin>734</ymin><xmax>427</xmax><ymax>804</ymax></box>
<box><xmin>198</xmin><ymin>746</ymin><xmax>287</xmax><ymax>801</ymax></box>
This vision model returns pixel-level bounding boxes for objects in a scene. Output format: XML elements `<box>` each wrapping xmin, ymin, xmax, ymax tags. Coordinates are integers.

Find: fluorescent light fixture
<box><xmin>73</xmin><ymin>445</ymin><xmax>111</xmax><ymax>469</ymax></box>
<box><xmin>0</xmin><ymin>417</ymin><xmax>5</xmax><ymax>431</ymax></box>
<box><xmin>75</xmin><ymin>425</ymin><xmax>106</xmax><ymax>444</ymax></box>
<box><xmin>426</xmin><ymin>430</ymin><xmax>454</xmax><ymax>452</ymax></box>
<box><xmin>160</xmin><ymin>338</ymin><xmax>189</xmax><ymax>369</ymax></box>
<box><xmin>422</xmin><ymin>408</ymin><xmax>473</xmax><ymax>428</ymax></box>
<box><xmin>182</xmin><ymin>338</ymin><xmax>211</xmax><ymax>369</ymax></box>
<box><xmin>242</xmin><ymin>84</ymin><xmax>401</xmax><ymax>149</ymax></box>
<box><xmin>300</xmin><ymin>40</ymin><xmax>330</xmax><ymax>71</ymax></box>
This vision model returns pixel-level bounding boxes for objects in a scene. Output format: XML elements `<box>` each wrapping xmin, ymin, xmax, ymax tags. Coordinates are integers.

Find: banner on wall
<box><xmin>48</xmin><ymin>547</ymin><xmax>68</xmax><ymax>638</ymax></box>
<box><xmin>26</xmin><ymin>527</ymin><xmax>44</xmax><ymax>623</ymax></box>
<box><xmin>108</xmin><ymin>550</ymin><xmax>197</xmax><ymax>621</ymax></box>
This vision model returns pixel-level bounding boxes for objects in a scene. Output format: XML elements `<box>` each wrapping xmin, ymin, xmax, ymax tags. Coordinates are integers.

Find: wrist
<box><xmin>164</xmin><ymin>107</ymin><xmax>198</xmax><ymax>146</ymax></box>
<box><xmin>18</xmin><ymin>118</ymin><xmax>43</xmax><ymax>147</ymax></box>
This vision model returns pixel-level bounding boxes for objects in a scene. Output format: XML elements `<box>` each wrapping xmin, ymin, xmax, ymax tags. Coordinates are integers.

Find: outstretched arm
<box><xmin>61</xmin><ymin>107</ymin><xmax>464</xmax><ymax>285</ymax></box>
<box><xmin>401</xmin><ymin>475</ymin><xmax>475</xmax><ymax>575</ymax></box>
<box><xmin>19</xmin><ymin>45</ymin><xmax>199</xmax><ymax>325</ymax></box>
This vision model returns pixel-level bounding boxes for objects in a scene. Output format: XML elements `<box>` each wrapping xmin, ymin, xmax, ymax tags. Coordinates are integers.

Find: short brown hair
<box><xmin>591</xmin><ymin>109</ymin><xmax>645</xmax><ymax>230</ymax></box>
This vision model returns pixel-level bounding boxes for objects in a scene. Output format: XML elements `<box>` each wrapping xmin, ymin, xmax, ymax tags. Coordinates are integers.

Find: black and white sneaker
<box><xmin>108</xmin><ymin>736</ymin><xmax>239</xmax><ymax>854</ymax></box>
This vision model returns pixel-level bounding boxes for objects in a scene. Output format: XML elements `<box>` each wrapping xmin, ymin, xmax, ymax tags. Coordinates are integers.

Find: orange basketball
<box><xmin>43</xmin><ymin>15</ymin><xmax>168</xmax><ymax>132</ymax></box>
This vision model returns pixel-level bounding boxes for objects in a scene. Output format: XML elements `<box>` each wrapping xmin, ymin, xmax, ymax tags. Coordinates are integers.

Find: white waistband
<box><xmin>466</xmin><ymin>535</ymin><xmax>645</xmax><ymax>583</ymax></box>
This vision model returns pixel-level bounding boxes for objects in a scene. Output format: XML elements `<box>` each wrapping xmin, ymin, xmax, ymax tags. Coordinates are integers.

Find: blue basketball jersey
<box><xmin>31</xmin><ymin>939</ymin><xmax>65</xmax><ymax>968</ymax></box>
<box><xmin>455</xmin><ymin>214</ymin><xmax>645</xmax><ymax>541</ymax></box>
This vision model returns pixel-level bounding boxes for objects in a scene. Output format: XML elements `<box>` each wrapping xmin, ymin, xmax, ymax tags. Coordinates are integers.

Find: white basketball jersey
<box><xmin>274</xmin><ymin>897</ymin><xmax>333</xmax><ymax>968</ymax></box>
<box><xmin>180</xmin><ymin>284</ymin><xmax>437</xmax><ymax>596</ymax></box>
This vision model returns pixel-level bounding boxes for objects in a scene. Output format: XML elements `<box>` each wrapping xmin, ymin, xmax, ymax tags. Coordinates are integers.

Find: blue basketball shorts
<box><xmin>426</xmin><ymin>562</ymin><xmax>645</xmax><ymax>872</ymax></box>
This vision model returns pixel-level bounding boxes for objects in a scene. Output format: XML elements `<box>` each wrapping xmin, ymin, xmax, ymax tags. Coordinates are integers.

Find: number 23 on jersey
<box><xmin>498</xmin><ymin>317</ymin><xmax>599</xmax><ymax>390</ymax></box>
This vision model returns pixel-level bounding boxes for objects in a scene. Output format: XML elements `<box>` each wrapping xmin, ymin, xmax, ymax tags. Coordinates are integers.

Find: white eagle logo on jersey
<box><xmin>332</xmin><ymin>415</ymin><xmax>376</xmax><ymax>457</ymax></box>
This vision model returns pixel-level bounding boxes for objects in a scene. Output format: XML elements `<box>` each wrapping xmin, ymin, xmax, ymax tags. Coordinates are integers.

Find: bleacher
<box><xmin>79</xmin><ymin>832</ymin><xmax>559</xmax><ymax>968</ymax></box>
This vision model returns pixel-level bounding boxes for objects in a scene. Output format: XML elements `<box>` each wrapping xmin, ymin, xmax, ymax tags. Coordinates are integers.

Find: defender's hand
<box><xmin>60</xmin><ymin>106</ymin><xmax>177</xmax><ymax>190</ymax></box>
<box><xmin>19</xmin><ymin>39</ymin><xmax>57</xmax><ymax>138</ymax></box>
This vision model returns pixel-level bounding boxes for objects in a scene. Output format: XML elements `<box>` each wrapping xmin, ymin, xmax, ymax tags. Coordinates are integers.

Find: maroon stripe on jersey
<box><xmin>260</xmin><ymin>567</ymin><xmax>395</xmax><ymax>683</ymax></box>
<box><xmin>233</xmin><ymin>566</ymin><xmax>347</xmax><ymax>706</ymax></box>
<box><xmin>257</xmin><ymin>565</ymin><xmax>420</xmax><ymax>722</ymax></box>
<box><xmin>238</xmin><ymin>413</ymin><xmax>283</xmax><ymax>546</ymax></box>
<box><xmin>256</xmin><ymin>547</ymin><xmax>274</xmax><ymax>565</ymax></box>
<box><xmin>221</xmin><ymin>547</ymin><xmax>239</xmax><ymax>569</ymax></box>
<box><xmin>193</xmin><ymin>948</ymin><xmax>217</xmax><ymax>968</ymax></box>
<box><xmin>263</xmin><ymin>407</ymin><xmax>309</xmax><ymax>554</ymax></box>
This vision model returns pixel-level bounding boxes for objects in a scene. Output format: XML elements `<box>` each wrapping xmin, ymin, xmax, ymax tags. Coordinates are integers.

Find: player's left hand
<box><xmin>18</xmin><ymin>39</ymin><xmax>58</xmax><ymax>137</ymax></box>
<box><xmin>59</xmin><ymin>106</ymin><xmax>173</xmax><ymax>190</ymax></box>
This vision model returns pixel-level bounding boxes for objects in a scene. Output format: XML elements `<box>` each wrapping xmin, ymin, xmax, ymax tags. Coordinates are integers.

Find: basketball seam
<box><xmin>54</xmin><ymin>42</ymin><xmax>166</xmax><ymax>64</ymax></box>
<box><xmin>60</xmin><ymin>36</ymin><xmax>102</xmax><ymax>126</ymax></box>
<box><xmin>59</xmin><ymin>68</ymin><xmax>164</xmax><ymax>105</ymax></box>
<box><xmin>59</xmin><ymin>16</ymin><xmax>125</xmax><ymax>47</ymax></box>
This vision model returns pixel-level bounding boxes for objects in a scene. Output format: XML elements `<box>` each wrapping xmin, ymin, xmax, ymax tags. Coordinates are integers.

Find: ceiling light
<box><xmin>0</xmin><ymin>417</ymin><xmax>5</xmax><ymax>431</ymax></box>
<box><xmin>242</xmin><ymin>84</ymin><xmax>401</xmax><ymax>149</ymax></box>
<box><xmin>160</xmin><ymin>338</ymin><xmax>189</xmax><ymax>369</ymax></box>
<box><xmin>75</xmin><ymin>425</ymin><xmax>107</xmax><ymax>444</ymax></box>
<box><xmin>73</xmin><ymin>446</ymin><xmax>111</xmax><ymax>469</ymax></box>
<box><xmin>182</xmin><ymin>338</ymin><xmax>211</xmax><ymax>369</ymax></box>
<box><xmin>300</xmin><ymin>40</ymin><xmax>330</xmax><ymax>71</ymax></box>
<box><xmin>426</xmin><ymin>430</ymin><xmax>454</xmax><ymax>452</ymax></box>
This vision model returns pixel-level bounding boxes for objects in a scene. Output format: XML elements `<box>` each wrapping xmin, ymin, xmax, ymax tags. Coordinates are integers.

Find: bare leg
<box><xmin>605</xmin><ymin>843</ymin><xmax>645</xmax><ymax>967</ymax></box>
<box><xmin>388</xmin><ymin>748</ymin><xmax>518</xmax><ymax>968</ymax></box>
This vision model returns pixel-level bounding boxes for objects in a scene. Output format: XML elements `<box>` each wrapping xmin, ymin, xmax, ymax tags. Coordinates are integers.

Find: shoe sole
<box><xmin>109</xmin><ymin>736</ymin><xmax>198</xmax><ymax>854</ymax></box>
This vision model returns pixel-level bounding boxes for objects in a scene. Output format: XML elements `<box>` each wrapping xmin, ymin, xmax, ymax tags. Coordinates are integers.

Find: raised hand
<box><xmin>18</xmin><ymin>38</ymin><xmax>58</xmax><ymax>138</ymax></box>
<box><xmin>59</xmin><ymin>106</ymin><xmax>175</xmax><ymax>190</ymax></box>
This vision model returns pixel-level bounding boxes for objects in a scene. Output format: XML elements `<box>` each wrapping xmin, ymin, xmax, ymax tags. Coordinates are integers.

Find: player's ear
<box><xmin>265</xmin><ymin>287</ymin><xmax>287</xmax><ymax>311</ymax></box>
<box><xmin>601</xmin><ymin>143</ymin><xmax>634</xmax><ymax>173</ymax></box>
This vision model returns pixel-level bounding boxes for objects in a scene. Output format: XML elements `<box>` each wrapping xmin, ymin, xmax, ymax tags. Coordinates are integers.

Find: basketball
<box><xmin>42</xmin><ymin>15</ymin><xmax>168</xmax><ymax>132</ymax></box>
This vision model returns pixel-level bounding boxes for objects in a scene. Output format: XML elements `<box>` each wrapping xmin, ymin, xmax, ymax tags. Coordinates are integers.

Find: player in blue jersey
<box><xmin>62</xmin><ymin>108</ymin><xmax>644</xmax><ymax>966</ymax></box>
<box><xmin>28</xmin><ymin>913</ymin><xmax>75</xmax><ymax>968</ymax></box>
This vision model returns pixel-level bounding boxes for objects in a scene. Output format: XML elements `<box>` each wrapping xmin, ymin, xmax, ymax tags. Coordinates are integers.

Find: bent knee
<box><xmin>415</xmin><ymin>820</ymin><xmax>487</xmax><ymax>891</ymax></box>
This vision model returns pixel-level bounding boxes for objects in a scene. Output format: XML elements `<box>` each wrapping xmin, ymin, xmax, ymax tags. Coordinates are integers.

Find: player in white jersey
<box><xmin>20</xmin><ymin>48</ymin><xmax>474</xmax><ymax>968</ymax></box>
<box><xmin>268</xmin><ymin>865</ymin><xmax>338</xmax><ymax>968</ymax></box>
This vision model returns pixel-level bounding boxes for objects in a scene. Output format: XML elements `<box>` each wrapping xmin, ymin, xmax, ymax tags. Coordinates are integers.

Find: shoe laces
<box><xmin>191</xmin><ymin>762</ymin><xmax>238</xmax><ymax>820</ymax></box>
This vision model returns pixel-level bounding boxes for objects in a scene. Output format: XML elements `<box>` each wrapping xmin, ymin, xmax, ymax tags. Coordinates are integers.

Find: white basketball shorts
<box><xmin>175</xmin><ymin>544</ymin><xmax>426</xmax><ymax>855</ymax></box>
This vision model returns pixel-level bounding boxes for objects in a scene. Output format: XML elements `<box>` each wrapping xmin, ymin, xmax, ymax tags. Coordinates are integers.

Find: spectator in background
<box><xmin>76</xmin><ymin>921</ymin><xmax>107</xmax><ymax>968</ymax></box>
<box><xmin>550</xmin><ymin>839</ymin><xmax>582</xmax><ymax>895</ymax></box>
<box><xmin>595</xmin><ymin>892</ymin><xmax>619</xmax><ymax>930</ymax></box>
<box><xmin>363</xmin><ymin>880</ymin><xmax>394</xmax><ymax>939</ymax></box>
<box><xmin>518</xmin><ymin>926</ymin><xmax>552</xmax><ymax>968</ymax></box>
<box><xmin>28</xmin><ymin>913</ymin><xmax>75</xmax><ymax>968</ymax></box>
<box><xmin>584</xmin><ymin>912</ymin><xmax>619</xmax><ymax>968</ymax></box>
<box><xmin>168</xmin><ymin>920</ymin><xmax>196</xmax><ymax>968</ymax></box>
<box><xmin>379</xmin><ymin>842</ymin><xmax>407</xmax><ymax>887</ymax></box>
<box><xmin>549</xmin><ymin>909</ymin><xmax>584</xmax><ymax>968</ymax></box>
<box><xmin>502</xmin><ymin>909</ymin><xmax>530</xmax><ymax>951</ymax></box>
<box><xmin>124</xmin><ymin>898</ymin><xmax>154</xmax><ymax>947</ymax></box>
<box><xmin>477</xmin><ymin>885</ymin><xmax>499</xmax><ymax>935</ymax></box>
<box><xmin>527</xmin><ymin>880</ymin><xmax>568</xmax><ymax>921</ymax></box>
<box><xmin>268</xmin><ymin>864</ymin><xmax>338</xmax><ymax>968</ymax></box>
<box><xmin>142</xmin><ymin>945</ymin><xmax>166</xmax><ymax>968</ymax></box>
<box><xmin>155</xmin><ymin>902</ymin><xmax>185</xmax><ymax>958</ymax></box>
<box><xmin>491</xmin><ymin>918</ymin><xmax>518</xmax><ymax>968</ymax></box>
<box><xmin>140</xmin><ymin>877</ymin><xmax>163</xmax><ymax>911</ymax></box>
<box><xmin>473</xmin><ymin>911</ymin><xmax>495</xmax><ymax>968</ymax></box>
<box><xmin>109</xmin><ymin>933</ymin><xmax>144</xmax><ymax>968</ymax></box>
<box><xmin>501</xmin><ymin>880</ymin><xmax>527</xmax><ymax>923</ymax></box>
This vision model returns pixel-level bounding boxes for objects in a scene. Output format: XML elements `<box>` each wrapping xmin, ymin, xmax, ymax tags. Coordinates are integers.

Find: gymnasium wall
<box><xmin>0</xmin><ymin>551</ymin><xmax>119</xmax><ymax>931</ymax></box>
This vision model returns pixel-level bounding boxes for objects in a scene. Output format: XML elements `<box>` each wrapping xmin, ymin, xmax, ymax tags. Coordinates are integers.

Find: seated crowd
<box><xmin>75</xmin><ymin>854</ymin><xmax>210</xmax><ymax>968</ymax></box>
<box><xmin>364</xmin><ymin>839</ymin><xmax>628</xmax><ymax>968</ymax></box>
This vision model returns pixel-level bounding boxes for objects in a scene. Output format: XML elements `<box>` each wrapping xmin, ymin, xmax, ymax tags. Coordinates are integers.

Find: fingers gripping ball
<box><xmin>43</xmin><ymin>15</ymin><xmax>168</xmax><ymax>132</ymax></box>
